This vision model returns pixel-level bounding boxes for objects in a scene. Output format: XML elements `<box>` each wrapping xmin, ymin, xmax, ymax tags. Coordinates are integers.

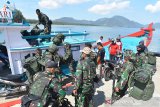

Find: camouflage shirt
<box><xmin>44</xmin><ymin>51</ymin><xmax>63</xmax><ymax>66</ymax></box>
<box><xmin>136</xmin><ymin>52</ymin><xmax>148</xmax><ymax>67</ymax></box>
<box><xmin>116</xmin><ymin>61</ymin><xmax>134</xmax><ymax>90</ymax></box>
<box><xmin>38</xmin><ymin>12</ymin><xmax>50</xmax><ymax>26</ymax></box>
<box><xmin>74</xmin><ymin>57</ymin><xmax>95</xmax><ymax>94</ymax></box>
<box><xmin>63</xmin><ymin>48</ymin><xmax>73</xmax><ymax>63</ymax></box>
<box><xmin>30</xmin><ymin>71</ymin><xmax>66</xmax><ymax>99</ymax></box>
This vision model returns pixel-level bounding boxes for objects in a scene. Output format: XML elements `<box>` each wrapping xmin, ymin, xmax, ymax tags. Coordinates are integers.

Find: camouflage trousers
<box><xmin>75</xmin><ymin>93</ymin><xmax>94</xmax><ymax>107</ymax></box>
<box><xmin>69</xmin><ymin>62</ymin><xmax>75</xmax><ymax>76</ymax></box>
<box><xmin>26</xmin><ymin>70</ymin><xmax>34</xmax><ymax>84</ymax></box>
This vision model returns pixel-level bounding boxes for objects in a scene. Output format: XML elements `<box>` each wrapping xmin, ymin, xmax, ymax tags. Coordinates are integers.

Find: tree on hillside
<box><xmin>13</xmin><ymin>9</ymin><xmax>25</xmax><ymax>23</ymax></box>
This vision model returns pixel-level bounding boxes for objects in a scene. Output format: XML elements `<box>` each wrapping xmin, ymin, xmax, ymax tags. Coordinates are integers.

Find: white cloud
<box><xmin>88</xmin><ymin>0</ymin><xmax>130</xmax><ymax>15</ymax></box>
<box><xmin>66</xmin><ymin>0</ymin><xmax>90</xmax><ymax>4</ymax></box>
<box><xmin>38</xmin><ymin>0</ymin><xmax>89</xmax><ymax>9</ymax></box>
<box><xmin>145</xmin><ymin>1</ymin><xmax>160</xmax><ymax>13</ymax></box>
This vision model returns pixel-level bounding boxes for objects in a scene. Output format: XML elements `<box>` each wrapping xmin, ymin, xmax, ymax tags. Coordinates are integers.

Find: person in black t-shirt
<box><xmin>96</xmin><ymin>42</ymin><xmax>105</xmax><ymax>79</ymax></box>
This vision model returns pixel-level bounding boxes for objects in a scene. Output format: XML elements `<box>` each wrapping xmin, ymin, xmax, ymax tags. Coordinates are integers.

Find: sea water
<box><xmin>50</xmin><ymin>25</ymin><xmax>160</xmax><ymax>52</ymax></box>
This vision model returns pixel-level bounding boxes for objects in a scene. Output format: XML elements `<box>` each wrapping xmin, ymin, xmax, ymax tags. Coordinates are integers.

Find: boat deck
<box><xmin>0</xmin><ymin>57</ymin><xmax>160</xmax><ymax>107</ymax></box>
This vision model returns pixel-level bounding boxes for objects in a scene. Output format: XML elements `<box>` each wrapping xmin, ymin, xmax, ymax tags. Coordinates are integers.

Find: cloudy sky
<box><xmin>1</xmin><ymin>0</ymin><xmax>160</xmax><ymax>24</ymax></box>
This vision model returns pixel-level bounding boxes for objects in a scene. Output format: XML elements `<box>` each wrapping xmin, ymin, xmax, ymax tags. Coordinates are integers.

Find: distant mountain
<box><xmin>53</xmin><ymin>17</ymin><xmax>94</xmax><ymax>25</ymax></box>
<box><xmin>53</xmin><ymin>16</ymin><xmax>143</xmax><ymax>28</ymax></box>
<box><xmin>94</xmin><ymin>16</ymin><xmax>143</xmax><ymax>27</ymax></box>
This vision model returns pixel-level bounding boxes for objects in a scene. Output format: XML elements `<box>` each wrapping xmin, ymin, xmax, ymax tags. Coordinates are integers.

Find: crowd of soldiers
<box><xmin>20</xmin><ymin>9</ymin><xmax>158</xmax><ymax>107</ymax></box>
<box><xmin>21</xmin><ymin>35</ymin><xmax>158</xmax><ymax>107</ymax></box>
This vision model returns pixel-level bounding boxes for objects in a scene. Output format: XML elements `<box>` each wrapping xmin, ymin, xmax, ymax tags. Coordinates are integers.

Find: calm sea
<box><xmin>0</xmin><ymin>25</ymin><xmax>159</xmax><ymax>54</ymax></box>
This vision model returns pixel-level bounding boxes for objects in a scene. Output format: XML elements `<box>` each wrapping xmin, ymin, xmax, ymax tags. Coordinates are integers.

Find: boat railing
<box><xmin>0</xmin><ymin>10</ymin><xmax>13</xmax><ymax>23</ymax></box>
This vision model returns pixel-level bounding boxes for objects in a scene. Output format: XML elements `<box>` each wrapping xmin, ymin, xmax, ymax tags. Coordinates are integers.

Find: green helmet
<box><xmin>57</xmin><ymin>33</ymin><xmax>65</xmax><ymax>39</ymax></box>
<box><xmin>52</xmin><ymin>33</ymin><xmax>65</xmax><ymax>45</ymax></box>
<box><xmin>48</xmin><ymin>44</ymin><xmax>58</xmax><ymax>53</ymax></box>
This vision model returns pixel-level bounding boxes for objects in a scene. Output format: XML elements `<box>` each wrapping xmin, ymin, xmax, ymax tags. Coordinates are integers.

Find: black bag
<box><xmin>21</xmin><ymin>94</ymin><xmax>41</xmax><ymax>107</ymax></box>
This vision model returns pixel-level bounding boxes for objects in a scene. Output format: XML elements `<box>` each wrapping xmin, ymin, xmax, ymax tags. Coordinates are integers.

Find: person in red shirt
<box><xmin>109</xmin><ymin>39</ymin><xmax>119</xmax><ymax>61</ymax></box>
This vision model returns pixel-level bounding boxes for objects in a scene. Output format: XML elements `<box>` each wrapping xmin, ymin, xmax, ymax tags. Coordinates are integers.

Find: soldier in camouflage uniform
<box><xmin>63</xmin><ymin>43</ymin><xmax>75</xmax><ymax>76</ymax></box>
<box><xmin>84</xmin><ymin>43</ymin><xmax>98</xmax><ymax>83</ymax></box>
<box><xmin>23</xmin><ymin>48</ymin><xmax>44</xmax><ymax>83</ymax></box>
<box><xmin>22</xmin><ymin>61</ymin><xmax>66</xmax><ymax>107</ymax></box>
<box><xmin>113</xmin><ymin>50</ymin><xmax>135</xmax><ymax>99</ymax></box>
<box><xmin>42</xmin><ymin>44</ymin><xmax>64</xmax><ymax>80</ymax></box>
<box><xmin>136</xmin><ymin>45</ymin><xmax>156</xmax><ymax>75</ymax></box>
<box><xmin>44</xmin><ymin>44</ymin><xmax>63</xmax><ymax>66</ymax></box>
<box><xmin>73</xmin><ymin>47</ymin><xmax>95</xmax><ymax>107</ymax></box>
<box><xmin>113</xmin><ymin>45</ymin><xmax>156</xmax><ymax>101</ymax></box>
<box><xmin>36</xmin><ymin>9</ymin><xmax>52</xmax><ymax>34</ymax></box>
<box><xmin>135</xmin><ymin>45</ymin><xmax>147</xmax><ymax>67</ymax></box>
<box><xmin>85</xmin><ymin>43</ymin><xmax>97</xmax><ymax>65</ymax></box>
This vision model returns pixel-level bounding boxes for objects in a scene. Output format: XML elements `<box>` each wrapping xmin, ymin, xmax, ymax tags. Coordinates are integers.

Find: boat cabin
<box><xmin>0</xmin><ymin>20</ymin><xmax>96</xmax><ymax>75</ymax></box>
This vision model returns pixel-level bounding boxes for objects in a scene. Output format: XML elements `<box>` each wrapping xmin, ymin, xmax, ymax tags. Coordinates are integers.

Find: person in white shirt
<box><xmin>97</xmin><ymin>36</ymin><xmax>103</xmax><ymax>43</ymax></box>
<box><xmin>116</xmin><ymin>37</ymin><xmax>122</xmax><ymax>52</ymax></box>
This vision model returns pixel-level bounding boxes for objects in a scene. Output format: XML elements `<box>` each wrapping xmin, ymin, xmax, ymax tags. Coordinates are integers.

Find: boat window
<box><xmin>71</xmin><ymin>45</ymin><xmax>80</xmax><ymax>51</ymax></box>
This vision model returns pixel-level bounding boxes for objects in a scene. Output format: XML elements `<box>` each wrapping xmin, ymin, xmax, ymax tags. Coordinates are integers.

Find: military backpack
<box><xmin>23</xmin><ymin>57</ymin><xmax>41</xmax><ymax>75</ymax></box>
<box><xmin>129</xmin><ymin>68</ymin><xmax>155</xmax><ymax>101</ymax></box>
<box><xmin>146</xmin><ymin>52</ymin><xmax>156</xmax><ymax>65</ymax></box>
<box><xmin>21</xmin><ymin>73</ymin><xmax>57</xmax><ymax>107</ymax></box>
<box><xmin>52</xmin><ymin>33</ymin><xmax>65</xmax><ymax>45</ymax></box>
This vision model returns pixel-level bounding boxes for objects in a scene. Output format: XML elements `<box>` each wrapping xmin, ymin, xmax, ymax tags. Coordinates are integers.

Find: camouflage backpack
<box><xmin>129</xmin><ymin>67</ymin><xmax>154</xmax><ymax>101</ymax></box>
<box><xmin>21</xmin><ymin>72</ymin><xmax>52</xmax><ymax>107</ymax></box>
<box><xmin>23</xmin><ymin>56</ymin><xmax>41</xmax><ymax>75</ymax></box>
<box><xmin>52</xmin><ymin>33</ymin><xmax>65</xmax><ymax>45</ymax></box>
<box><xmin>30</xmin><ymin>25</ymin><xmax>44</xmax><ymax>35</ymax></box>
<box><xmin>146</xmin><ymin>52</ymin><xmax>156</xmax><ymax>65</ymax></box>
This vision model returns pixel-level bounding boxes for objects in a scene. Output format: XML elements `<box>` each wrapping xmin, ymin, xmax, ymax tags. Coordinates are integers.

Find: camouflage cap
<box><xmin>82</xmin><ymin>47</ymin><xmax>91</xmax><ymax>54</ymax></box>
